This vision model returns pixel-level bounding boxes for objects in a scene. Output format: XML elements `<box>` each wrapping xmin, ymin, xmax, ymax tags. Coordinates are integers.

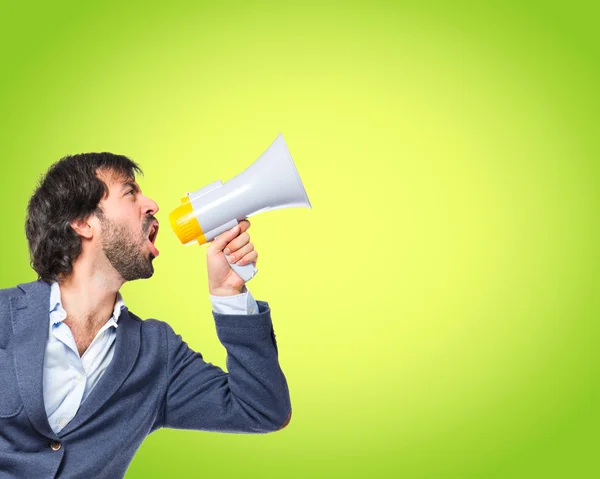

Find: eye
<box><xmin>126</xmin><ymin>190</ymin><xmax>135</xmax><ymax>196</ymax></box>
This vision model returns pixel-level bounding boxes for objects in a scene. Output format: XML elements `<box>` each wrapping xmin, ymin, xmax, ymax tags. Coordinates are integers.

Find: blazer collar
<box><xmin>10</xmin><ymin>280</ymin><xmax>141</xmax><ymax>439</ymax></box>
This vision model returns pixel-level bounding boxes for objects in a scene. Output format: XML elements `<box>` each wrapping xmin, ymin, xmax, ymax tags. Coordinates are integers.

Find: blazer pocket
<box><xmin>0</xmin><ymin>349</ymin><xmax>25</xmax><ymax>419</ymax></box>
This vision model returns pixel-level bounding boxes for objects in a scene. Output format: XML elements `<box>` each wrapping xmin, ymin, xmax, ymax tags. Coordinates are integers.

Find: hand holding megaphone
<box><xmin>169</xmin><ymin>133</ymin><xmax>311</xmax><ymax>282</ymax></box>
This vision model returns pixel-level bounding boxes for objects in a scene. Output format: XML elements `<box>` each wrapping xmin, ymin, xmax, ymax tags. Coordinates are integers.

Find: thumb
<box><xmin>207</xmin><ymin>224</ymin><xmax>239</xmax><ymax>254</ymax></box>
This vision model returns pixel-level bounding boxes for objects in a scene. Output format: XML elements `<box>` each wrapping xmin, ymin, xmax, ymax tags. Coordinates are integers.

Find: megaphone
<box><xmin>169</xmin><ymin>133</ymin><xmax>311</xmax><ymax>282</ymax></box>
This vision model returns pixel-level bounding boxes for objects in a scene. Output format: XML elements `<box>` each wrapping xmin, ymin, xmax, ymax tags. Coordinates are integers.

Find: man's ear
<box><xmin>70</xmin><ymin>216</ymin><xmax>95</xmax><ymax>239</ymax></box>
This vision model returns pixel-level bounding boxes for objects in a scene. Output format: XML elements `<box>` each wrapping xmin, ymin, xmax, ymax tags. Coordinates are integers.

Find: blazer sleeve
<box><xmin>161</xmin><ymin>300</ymin><xmax>292</xmax><ymax>433</ymax></box>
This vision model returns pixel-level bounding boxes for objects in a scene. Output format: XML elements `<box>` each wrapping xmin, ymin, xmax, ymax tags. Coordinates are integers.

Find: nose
<box><xmin>144</xmin><ymin>195</ymin><xmax>160</xmax><ymax>217</ymax></box>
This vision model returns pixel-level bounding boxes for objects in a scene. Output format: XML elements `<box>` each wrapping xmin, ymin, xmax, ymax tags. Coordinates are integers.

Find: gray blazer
<box><xmin>0</xmin><ymin>280</ymin><xmax>291</xmax><ymax>478</ymax></box>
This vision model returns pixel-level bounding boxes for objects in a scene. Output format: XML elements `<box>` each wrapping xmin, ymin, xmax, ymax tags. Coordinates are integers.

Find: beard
<box><xmin>99</xmin><ymin>216</ymin><xmax>155</xmax><ymax>281</ymax></box>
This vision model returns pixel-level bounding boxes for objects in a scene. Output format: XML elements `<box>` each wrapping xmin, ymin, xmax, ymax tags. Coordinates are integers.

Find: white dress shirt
<box><xmin>43</xmin><ymin>281</ymin><xmax>259</xmax><ymax>434</ymax></box>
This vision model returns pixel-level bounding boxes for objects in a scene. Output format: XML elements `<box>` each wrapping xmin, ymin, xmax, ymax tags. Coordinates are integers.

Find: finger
<box><xmin>208</xmin><ymin>224</ymin><xmax>240</xmax><ymax>253</ymax></box>
<box><xmin>238</xmin><ymin>219</ymin><xmax>251</xmax><ymax>233</ymax></box>
<box><xmin>224</xmin><ymin>232</ymin><xmax>250</xmax><ymax>255</ymax></box>
<box><xmin>227</xmin><ymin>242</ymin><xmax>254</xmax><ymax>263</ymax></box>
<box><xmin>234</xmin><ymin>250</ymin><xmax>258</xmax><ymax>266</ymax></box>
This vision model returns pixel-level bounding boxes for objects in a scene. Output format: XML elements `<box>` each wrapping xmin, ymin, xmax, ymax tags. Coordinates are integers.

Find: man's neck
<box><xmin>57</xmin><ymin>268</ymin><xmax>124</xmax><ymax>332</ymax></box>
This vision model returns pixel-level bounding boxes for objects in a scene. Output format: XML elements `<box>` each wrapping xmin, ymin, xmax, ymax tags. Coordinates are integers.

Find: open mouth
<box><xmin>147</xmin><ymin>222</ymin><xmax>160</xmax><ymax>257</ymax></box>
<box><xmin>148</xmin><ymin>222</ymin><xmax>159</xmax><ymax>243</ymax></box>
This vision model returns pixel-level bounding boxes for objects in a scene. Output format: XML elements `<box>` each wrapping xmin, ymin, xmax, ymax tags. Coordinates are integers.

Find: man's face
<box><xmin>95</xmin><ymin>170</ymin><xmax>160</xmax><ymax>281</ymax></box>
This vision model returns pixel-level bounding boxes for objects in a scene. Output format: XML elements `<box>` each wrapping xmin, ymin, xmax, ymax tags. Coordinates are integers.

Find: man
<box><xmin>0</xmin><ymin>153</ymin><xmax>291</xmax><ymax>478</ymax></box>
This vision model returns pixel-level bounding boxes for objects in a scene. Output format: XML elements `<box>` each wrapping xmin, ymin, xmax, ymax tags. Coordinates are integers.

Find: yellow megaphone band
<box><xmin>169</xmin><ymin>196</ymin><xmax>208</xmax><ymax>245</ymax></box>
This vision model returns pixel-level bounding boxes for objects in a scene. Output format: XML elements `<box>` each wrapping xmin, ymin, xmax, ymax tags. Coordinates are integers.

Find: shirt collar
<box><xmin>49</xmin><ymin>281</ymin><xmax>126</xmax><ymax>327</ymax></box>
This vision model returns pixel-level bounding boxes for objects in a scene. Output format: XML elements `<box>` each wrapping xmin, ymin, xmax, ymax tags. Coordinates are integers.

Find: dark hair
<box><xmin>25</xmin><ymin>152</ymin><xmax>143</xmax><ymax>283</ymax></box>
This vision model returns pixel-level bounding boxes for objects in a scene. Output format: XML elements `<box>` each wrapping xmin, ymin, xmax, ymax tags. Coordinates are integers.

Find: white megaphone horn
<box><xmin>169</xmin><ymin>133</ymin><xmax>311</xmax><ymax>282</ymax></box>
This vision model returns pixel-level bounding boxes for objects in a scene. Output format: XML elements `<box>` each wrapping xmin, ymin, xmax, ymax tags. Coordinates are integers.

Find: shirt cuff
<box><xmin>210</xmin><ymin>286</ymin><xmax>260</xmax><ymax>315</ymax></box>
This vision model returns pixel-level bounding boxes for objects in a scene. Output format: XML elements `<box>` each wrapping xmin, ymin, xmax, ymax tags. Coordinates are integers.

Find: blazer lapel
<box><xmin>11</xmin><ymin>280</ymin><xmax>57</xmax><ymax>439</ymax></box>
<box><xmin>10</xmin><ymin>280</ymin><xmax>142</xmax><ymax>438</ymax></box>
<box><xmin>58</xmin><ymin>306</ymin><xmax>141</xmax><ymax>436</ymax></box>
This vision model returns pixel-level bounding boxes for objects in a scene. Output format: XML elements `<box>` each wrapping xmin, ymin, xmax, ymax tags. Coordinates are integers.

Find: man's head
<box><xmin>26</xmin><ymin>153</ymin><xmax>160</xmax><ymax>284</ymax></box>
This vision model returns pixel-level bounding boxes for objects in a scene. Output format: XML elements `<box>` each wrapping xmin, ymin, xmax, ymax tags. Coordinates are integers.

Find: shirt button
<box><xmin>59</xmin><ymin>418</ymin><xmax>67</xmax><ymax>427</ymax></box>
<box><xmin>50</xmin><ymin>441</ymin><xmax>62</xmax><ymax>451</ymax></box>
<box><xmin>250</xmin><ymin>307</ymin><xmax>255</xmax><ymax>314</ymax></box>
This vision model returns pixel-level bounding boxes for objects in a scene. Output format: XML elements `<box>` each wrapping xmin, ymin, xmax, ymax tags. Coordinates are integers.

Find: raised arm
<box><xmin>161</xmin><ymin>301</ymin><xmax>291</xmax><ymax>433</ymax></box>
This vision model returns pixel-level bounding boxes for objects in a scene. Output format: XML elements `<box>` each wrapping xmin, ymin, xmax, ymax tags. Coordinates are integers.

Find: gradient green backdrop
<box><xmin>1</xmin><ymin>1</ymin><xmax>599</xmax><ymax>478</ymax></box>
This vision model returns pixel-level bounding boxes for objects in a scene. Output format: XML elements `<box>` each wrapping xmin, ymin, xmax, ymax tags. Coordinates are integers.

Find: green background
<box><xmin>1</xmin><ymin>0</ymin><xmax>599</xmax><ymax>477</ymax></box>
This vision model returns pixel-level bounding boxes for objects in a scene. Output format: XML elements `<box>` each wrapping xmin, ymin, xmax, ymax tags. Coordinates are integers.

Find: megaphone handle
<box><xmin>204</xmin><ymin>218</ymin><xmax>258</xmax><ymax>282</ymax></box>
<box><xmin>227</xmin><ymin>257</ymin><xmax>258</xmax><ymax>282</ymax></box>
